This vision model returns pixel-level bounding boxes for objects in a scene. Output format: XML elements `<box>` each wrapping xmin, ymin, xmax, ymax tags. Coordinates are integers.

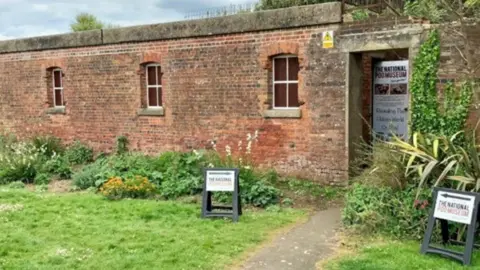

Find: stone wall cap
<box><xmin>0</xmin><ymin>2</ymin><xmax>342</xmax><ymax>54</ymax></box>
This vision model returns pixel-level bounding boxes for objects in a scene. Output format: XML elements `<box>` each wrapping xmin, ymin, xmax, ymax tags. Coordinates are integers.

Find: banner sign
<box><xmin>421</xmin><ymin>188</ymin><xmax>480</xmax><ymax>265</ymax></box>
<box><xmin>201</xmin><ymin>168</ymin><xmax>242</xmax><ymax>222</ymax></box>
<box><xmin>372</xmin><ymin>60</ymin><xmax>409</xmax><ymax>141</ymax></box>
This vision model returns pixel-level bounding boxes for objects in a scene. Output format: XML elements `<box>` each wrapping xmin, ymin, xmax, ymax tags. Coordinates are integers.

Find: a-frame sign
<box><xmin>201</xmin><ymin>168</ymin><xmax>242</xmax><ymax>222</ymax></box>
<box><xmin>421</xmin><ymin>187</ymin><xmax>480</xmax><ymax>265</ymax></box>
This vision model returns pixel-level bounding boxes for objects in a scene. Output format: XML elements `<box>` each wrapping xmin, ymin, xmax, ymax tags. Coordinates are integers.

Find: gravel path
<box><xmin>239</xmin><ymin>208</ymin><xmax>342</xmax><ymax>270</ymax></box>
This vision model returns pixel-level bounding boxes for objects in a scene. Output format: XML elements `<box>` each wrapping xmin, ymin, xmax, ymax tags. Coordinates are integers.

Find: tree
<box><xmin>255</xmin><ymin>0</ymin><xmax>334</xmax><ymax>11</ymax></box>
<box><xmin>70</xmin><ymin>13</ymin><xmax>118</xmax><ymax>32</ymax></box>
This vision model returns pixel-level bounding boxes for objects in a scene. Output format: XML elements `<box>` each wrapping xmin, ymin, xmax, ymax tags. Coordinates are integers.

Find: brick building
<box><xmin>0</xmin><ymin>2</ymin><xmax>478</xmax><ymax>184</ymax></box>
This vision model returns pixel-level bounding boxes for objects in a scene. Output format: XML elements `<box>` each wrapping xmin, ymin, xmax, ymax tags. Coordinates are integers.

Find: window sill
<box><xmin>263</xmin><ymin>109</ymin><xmax>301</xmax><ymax>119</ymax></box>
<box><xmin>137</xmin><ymin>107</ymin><xmax>165</xmax><ymax>116</ymax></box>
<box><xmin>46</xmin><ymin>107</ymin><xmax>66</xmax><ymax>115</ymax></box>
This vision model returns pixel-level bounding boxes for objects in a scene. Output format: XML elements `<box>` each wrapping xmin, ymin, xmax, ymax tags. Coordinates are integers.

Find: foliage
<box><xmin>43</xmin><ymin>156</ymin><xmax>72</xmax><ymax>179</ymax></box>
<box><xmin>99</xmin><ymin>176</ymin><xmax>157</xmax><ymax>200</ymax></box>
<box><xmin>73</xmin><ymin>153</ymin><xmax>159</xmax><ymax>190</ymax></box>
<box><xmin>34</xmin><ymin>173</ymin><xmax>50</xmax><ymax>185</ymax></box>
<box><xmin>255</xmin><ymin>0</ymin><xmax>334</xmax><ymax>10</ymax></box>
<box><xmin>70</xmin><ymin>13</ymin><xmax>119</xmax><ymax>32</ymax></box>
<box><xmin>64</xmin><ymin>140</ymin><xmax>94</xmax><ymax>165</ymax></box>
<box><xmin>351</xmin><ymin>141</ymin><xmax>407</xmax><ymax>189</ymax></box>
<box><xmin>0</xmin><ymin>189</ymin><xmax>303</xmax><ymax>269</ymax></box>
<box><xmin>115</xmin><ymin>135</ymin><xmax>129</xmax><ymax>155</ymax></box>
<box><xmin>0</xmin><ymin>141</ymin><xmax>42</xmax><ymax>184</ymax></box>
<box><xmin>72</xmin><ymin>163</ymin><xmax>104</xmax><ymax>190</ymax></box>
<box><xmin>404</xmin><ymin>0</ymin><xmax>480</xmax><ymax>22</ymax></box>
<box><xmin>158</xmin><ymin>151</ymin><xmax>205</xmax><ymax>199</ymax></box>
<box><xmin>212</xmin><ymin>168</ymin><xmax>280</xmax><ymax>208</ymax></box>
<box><xmin>31</xmin><ymin>135</ymin><xmax>64</xmax><ymax>158</ymax></box>
<box><xmin>410</xmin><ymin>30</ymin><xmax>472</xmax><ymax>137</ymax></box>
<box><xmin>7</xmin><ymin>181</ymin><xmax>25</xmax><ymax>189</ymax></box>
<box><xmin>351</xmin><ymin>9</ymin><xmax>369</xmax><ymax>21</ymax></box>
<box><xmin>342</xmin><ymin>183</ymin><xmax>431</xmax><ymax>240</ymax></box>
<box><xmin>404</xmin><ymin>0</ymin><xmax>447</xmax><ymax>23</ymax></box>
<box><xmin>390</xmin><ymin>130</ymin><xmax>480</xmax><ymax>197</ymax></box>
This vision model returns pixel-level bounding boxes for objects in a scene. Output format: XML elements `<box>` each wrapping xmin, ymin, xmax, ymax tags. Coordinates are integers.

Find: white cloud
<box><xmin>0</xmin><ymin>0</ymin><xmax>254</xmax><ymax>39</ymax></box>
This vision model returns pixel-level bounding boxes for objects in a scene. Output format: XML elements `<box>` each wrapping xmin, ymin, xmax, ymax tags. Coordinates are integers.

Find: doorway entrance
<box><xmin>347</xmin><ymin>49</ymin><xmax>409</xmax><ymax>171</ymax></box>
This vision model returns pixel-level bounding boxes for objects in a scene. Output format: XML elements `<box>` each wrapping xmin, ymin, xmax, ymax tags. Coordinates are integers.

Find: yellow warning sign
<box><xmin>322</xmin><ymin>31</ymin><xmax>334</xmax><ymax>49</ymax></box>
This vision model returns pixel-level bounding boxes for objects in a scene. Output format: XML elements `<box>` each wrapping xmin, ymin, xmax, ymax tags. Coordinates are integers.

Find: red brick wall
<box><xmin>0</xmin><ymin>26</ymin><xmax>348</xmax><ymax>184</ymax></box>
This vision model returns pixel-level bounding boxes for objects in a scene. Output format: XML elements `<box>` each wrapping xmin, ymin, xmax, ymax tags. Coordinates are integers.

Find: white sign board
<box><xmin>372</xmin><ymin>60</ymin><xmax>409</xmax><ymax>141</ymax></box>
<box><xmin>434</xmin><ymin>191</ymin><xmax>476</xmax><ymax>225</ymax></box>
<box><xmin>206</xmin><ymin>170</ymin><xmax>235</xmax><ymax>192</ymax></box>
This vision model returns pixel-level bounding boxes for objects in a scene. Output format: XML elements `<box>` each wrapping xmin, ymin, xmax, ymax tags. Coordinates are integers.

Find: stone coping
<box><xmin>0</xmin><ymin>2</ymin><xmax>341</xmax><ymax>54</ymax></box>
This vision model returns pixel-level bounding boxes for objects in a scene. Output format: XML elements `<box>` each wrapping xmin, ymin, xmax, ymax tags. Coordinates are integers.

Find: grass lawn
<box><xmin>323</xmin><ymin>238</ymin><xmax>480</xmax><ymax>270</ymax></box>
<box><xmin>0</xmin><ymin>188</ymin><xmax>305</xmax><ymax>270</ymax></box>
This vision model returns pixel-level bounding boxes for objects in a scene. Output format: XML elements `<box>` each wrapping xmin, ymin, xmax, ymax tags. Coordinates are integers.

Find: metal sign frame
<box><xmin>201</xmin><ymin>168</ymin><xmax>242</xmax><ymax>222</ymax></box>
<box><xmin>421</xmin><ymin>187</ymin><xmax>480</xmax><ymax>265</ymax></box>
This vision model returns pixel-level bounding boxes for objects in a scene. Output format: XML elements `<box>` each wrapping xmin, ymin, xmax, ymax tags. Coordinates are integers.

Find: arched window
<box><xmin>272</xmin><ymin>55</ymin><xmax>299</xmax><ymax>108</ymax></box>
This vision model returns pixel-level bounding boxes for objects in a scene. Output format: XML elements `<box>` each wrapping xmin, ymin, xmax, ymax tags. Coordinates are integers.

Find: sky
<box><xmin>0</xmin><ymin>0</ymin><xmax>254</xmax><ymax>40</ymax></box>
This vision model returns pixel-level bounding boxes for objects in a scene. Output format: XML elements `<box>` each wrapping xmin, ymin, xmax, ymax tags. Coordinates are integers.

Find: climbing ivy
<box><xmin>410</xmin><ymin>30</ymin><xmax>472</xmax><ymax>137</ymax></box>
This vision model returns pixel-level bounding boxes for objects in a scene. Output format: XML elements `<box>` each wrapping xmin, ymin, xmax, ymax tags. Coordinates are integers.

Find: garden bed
<box><xmin>0</xmin><ymin>188</ymin><xmax>305</xmax><ymax>269</ymax></box>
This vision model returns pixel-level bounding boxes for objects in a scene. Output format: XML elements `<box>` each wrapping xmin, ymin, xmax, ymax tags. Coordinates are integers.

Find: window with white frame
<box><xmin>272</xmin><ymin>55</ymin><xmax>299</xmax><ymax>108</ymax></box>
<box><xmin>52</xmin><ymin>69</ymin><xmax>64</xmax><ymax>107</ymax></box>
<box><xmin>145</xmin><ymin>64</ymin><xmax>162</xmax><ymax>107</ymax></box>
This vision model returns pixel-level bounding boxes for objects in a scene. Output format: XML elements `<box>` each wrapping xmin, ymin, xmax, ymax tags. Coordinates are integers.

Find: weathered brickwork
<box><xmin>1</xmin><ymin>3</ymin><xmax>479</xmax><ymax>185</ymax></box>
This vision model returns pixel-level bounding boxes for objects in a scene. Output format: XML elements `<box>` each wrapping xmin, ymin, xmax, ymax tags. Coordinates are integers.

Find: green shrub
<box><xmin>65</xmin><ymin>140</ymin><xmax>94</xmax><ymax>164</ymax></box>
<box><xmin>115</xmin><ymin>135</ymin><xmax>129</xmax><ymax>155</ymax></box>
<box><xmin>213</xmin><ymin>168</ymin><xmax>280</xmax><ymax>208</ymax></box>
<box><xmin>72</xmin><ymin>163</ymin><xmax>104</xmax><ymax>189</ymax></box>
<box><xmin>8</xmin><ymin>181</ymin><xmax>25</xmax><ymax>189</ymax></box>
<box><xmin>34</xmin><ymin>173</ymin><xmax>51</xmax><ymax>185</ymax></box>
<box><xmin>158</xmin><ymin>151</ymin><xmax>205</xmax><ymax>199</ymax></box>
<box><xmin>31</xmin><ymin>135</ymin><xmax>65</xmax><ymax>158</ymax></box>
<box><xmin>342</xmin><ymin>183</ymin><xmax>431</xmax><ymax>240</ymax></box>
<box><xmin>0</xmin><ymin>142</ymin><xmax>41</xmax><ymax>184</ymax></box>
<box><xmin>43</xmin><ymin>156</ymin><xmax>72</xmax><ymax>179</ymax></box>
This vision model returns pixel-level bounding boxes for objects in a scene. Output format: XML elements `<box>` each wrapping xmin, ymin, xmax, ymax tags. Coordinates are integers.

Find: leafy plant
<box><xmin>0</xmin><ymin>142</ymin><xmax>42</xmax><ymax>184</ymax></box>
<box><xmin>43</xmin><ymin>156</ymin><xmax>72</xmax><ymax>179</ymax></box>
<box><xmin>115</xmin><ymin>135</ymin><xmax>129</xmax><ymax>155</ymax></box>
<box><xmin>342</xmin><ymin>183</ymin><xmax>431</xmax><ymax>240</ymax></box>
<box><xmin>158</xmin><ymin>151</ymin><xmax>205</xmax><ymax>199</ymax></box>
<box><xmin>351</xmin><ymin>9</ymin><xmax>369</xmax><ymax>21</ymax></box>
<box><xmin>389</xmin><ymin>130</ymin><xmax>480</xmax><ymax>198</ymax></box>
<box><xmin>65</xmin><ymin>140</ymin><xmax>94</xmax><ymax>165</ymax></box>
<box><xmin>410</xmin><ymin>30</ymin><xmax>472</xmax><ymax>137</ymax></box>
<box><xmin>31</xmin><ymin>135</ymin><xmax>65</xmax><ymax>158</ymax></box>
<box><xmin>351</xmin><ymin>140</ymin><xmax>407</xmax><ymax>189</ymax></box>
<box><xmin>8</xmin><ymin>181</ymin><xmax>25</xmax><ymax>189</ymax></box>
<box><xmin>34</xmin><ymin>173</ymin><xmax>51</xmax><ymax>185</ymax></box>
<box><xmin>72</xmin><ymin>162</ymin><xmax>104</xmax><ymax>189</ymax></box>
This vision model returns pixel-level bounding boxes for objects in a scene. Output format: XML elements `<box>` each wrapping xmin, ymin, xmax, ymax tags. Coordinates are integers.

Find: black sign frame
<box><xmin>421</xmin><ymin>187</ymin><xmax>480</xmax><ymax>265</ymax></box>
<box><xmin>201</xmin><ymin>168</ymin><xmax>242</xmax><ymax>222</ymax></box>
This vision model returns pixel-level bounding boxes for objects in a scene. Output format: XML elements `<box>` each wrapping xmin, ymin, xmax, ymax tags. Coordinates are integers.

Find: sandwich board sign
<box><xmin>421</xmin><ymin>187</ymin><xmax>480</xmax><ymax>265</ymax></box>
<box><xmin>201</xmin><ymin>168</ymin><xmax>242</xmax><ymax>222</ymax></box>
